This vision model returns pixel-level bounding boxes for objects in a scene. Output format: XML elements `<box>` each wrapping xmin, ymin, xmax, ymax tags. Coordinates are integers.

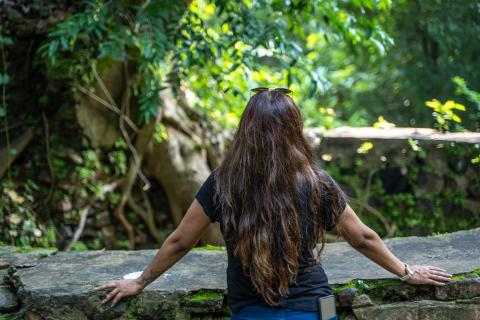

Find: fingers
<box><xmin>427</xmin><ymin>278</ymin><xmax>446</xmax><ymax>286</ymax></box>
<box><xmin>101</xmin><ymin>288</ymin><xmax>119</xmax><ymax>304</ymax></box>
<box><xmin>111</xmin><ymin>292</ymin><xmax>124</xmax><ymax>308</ymax></box>
<box><xmin>95</xmin><ymin>281</ymin><xmax>117</xmax><ymax>291</ymax></box>
<box><xmin>430</xmin><ymin>270</ymin><xmax>452</xmax><ymax>278</ymax></box>
<box><xmin>428</xmin><ymin>266</ymin><xmax>447</xmax><ymax>273</ymax></box>
<box><xmin>429</xmin><ymin>274</ymin><xmax>451</xmax><ymax>283</ymax></box>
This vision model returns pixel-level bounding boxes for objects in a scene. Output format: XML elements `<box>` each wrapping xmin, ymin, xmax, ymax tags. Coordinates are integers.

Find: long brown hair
<box><xmin>214</xmin><ymin>90</ymin><xmax>344</xmax><ymax>306</ymax></box>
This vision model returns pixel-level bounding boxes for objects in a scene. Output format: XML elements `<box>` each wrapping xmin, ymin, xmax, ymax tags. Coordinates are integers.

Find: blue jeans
<box><xmin>231</xmin><ymin>305</ymin><xmax>320</xmax><ymax>320</ymax></box>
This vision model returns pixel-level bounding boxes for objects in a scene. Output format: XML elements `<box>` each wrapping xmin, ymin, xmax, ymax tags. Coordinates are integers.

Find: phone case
<box><xmin>317</xmin><ymin>295</ymin><xmax>337</xmax><ymax>320</ymax></box>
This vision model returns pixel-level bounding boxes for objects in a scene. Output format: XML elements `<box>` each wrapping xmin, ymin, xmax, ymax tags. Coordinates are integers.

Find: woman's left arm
<box><xmin>94</xmin><ymin>199</ymin><xmax>212</xmax><ymax>307</ymax></box>
<box><xmin>336</xmin><ymin>204</ymin><xmax>452</xmax><ymax>286</ymax></box>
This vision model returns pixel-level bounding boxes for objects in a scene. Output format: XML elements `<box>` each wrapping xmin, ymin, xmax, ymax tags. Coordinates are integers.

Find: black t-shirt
<box><xmin>194</xmin><ymin>169</ymin><xmax>347</xmax><ymax>313</ymax></box>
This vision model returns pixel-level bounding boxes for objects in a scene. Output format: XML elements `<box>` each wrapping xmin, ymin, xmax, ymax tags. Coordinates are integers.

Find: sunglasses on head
<box><xmin>250</xmin><ymin>87</ymin><xmax>292</xmax><ymax>95</ymax></box>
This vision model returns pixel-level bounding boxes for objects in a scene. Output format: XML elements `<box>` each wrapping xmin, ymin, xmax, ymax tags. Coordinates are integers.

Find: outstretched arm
<box><xmin>94</xmin><ymin>199</ymin><xmax>212</xmax><ymax>307</ymax></box>
<box><xmin>335</xmin><ymin>204</ymin><xmax>451</xmax><ymax>286</ymax></box>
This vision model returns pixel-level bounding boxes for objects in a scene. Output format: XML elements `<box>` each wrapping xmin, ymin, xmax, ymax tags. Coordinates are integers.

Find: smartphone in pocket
<box><xmin>317</xmin><ymin>295</ymin><xmax>337</xmax><ymax>320</ymax></box>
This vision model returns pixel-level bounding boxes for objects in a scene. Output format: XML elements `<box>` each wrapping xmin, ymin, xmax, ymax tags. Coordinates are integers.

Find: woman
<box><xmin>94</xmin><ymin>88</ymin><xmax>452</xmax><ymax>319</ymax></box>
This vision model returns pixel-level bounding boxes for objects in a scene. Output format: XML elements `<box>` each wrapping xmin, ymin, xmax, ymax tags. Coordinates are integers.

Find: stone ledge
<box><xmin>1</xmin><ymin>229</ymin><xmax>479</xmax><ymax>319</ymax></box>
<box><xmin>305</xmin><ymin>127</ymin><xmax>480</xmax><ymax>144</ymax></box>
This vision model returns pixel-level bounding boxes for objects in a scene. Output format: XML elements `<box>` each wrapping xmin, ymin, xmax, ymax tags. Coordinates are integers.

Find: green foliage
<box><xmin>325</xmin><ymin>140</ymin><xmax>479</xmax><ymax>237</ymax></box>
<box><xmin>39</xmin><ymin>0</ymin><xmax>393</xmax><ymax>127</ymax></box>
<box><xmin>71</xmin><ymin>241</ymin><xmax>89</xmax><ymax>251</ymax></box>
<box><xmin>314</xmin><ymin>1</ymin><xmax>480</xmax><ymax>130</ymax></box>
<box><xmin>187</xmin><ymin>289</ymin><xmax>224</xmax><ymax>302</ymax></box>
<box><xmin>0</xmin><ymin>181</ymin><xmax>57</xmax><ymax>247</ymax></box>
<box><xmin>425</xmin><ymin>99</ymin><xmax>465</xmax><ymax>132</ymax></box>
<box><xmin>453</xmin><ymin>76</ymin><xmax>480</xmax><ymax>130</ymax></box>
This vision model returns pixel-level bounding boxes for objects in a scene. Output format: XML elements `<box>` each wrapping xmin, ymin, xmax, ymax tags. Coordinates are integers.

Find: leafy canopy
<box><xmin>39</xmin><ymin>0</ymin><xmax>392</xmax><ymax>127</ymax></box>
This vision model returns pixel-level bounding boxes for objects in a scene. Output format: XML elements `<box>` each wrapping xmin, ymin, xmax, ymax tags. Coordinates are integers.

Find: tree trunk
<box><xmin>144</xmin><ymin>88</ymin><xmax>224</xmax><ymax>245</ymax></box>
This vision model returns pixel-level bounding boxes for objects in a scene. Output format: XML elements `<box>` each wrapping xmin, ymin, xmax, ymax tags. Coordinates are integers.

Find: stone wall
<box><xmin>305</xmin><ymin>127</ymin><xmax>480</xmax><ymax>237</ymax></box>
<box><xmin>1</xmin><ymin>229</ymin><xmax>480</xmax><ymax>319</ymax></box>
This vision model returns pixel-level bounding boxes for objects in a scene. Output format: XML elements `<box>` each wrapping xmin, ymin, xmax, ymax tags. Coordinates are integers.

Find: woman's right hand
<box><xmin>94</xmin><ymin>279</ymin><xmax>145</xmax><ymax>307</ymax></box>
<box><xmin>406</xmin><ymin>265</ymin><xmax>452</xmax><ymax>286</ymax></box>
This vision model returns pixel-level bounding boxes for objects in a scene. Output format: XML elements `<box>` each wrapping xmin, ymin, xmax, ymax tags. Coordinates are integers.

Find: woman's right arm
<box><xmin>335</xmin><ymin>204</ymin><xmax>452</xmax><ymax>286</ymax></box>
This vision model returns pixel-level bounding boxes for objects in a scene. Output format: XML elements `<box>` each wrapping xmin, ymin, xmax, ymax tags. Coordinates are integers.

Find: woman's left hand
<box><xmin>94</xmin><ymin>279</ymin><xmax>144</xmax><ymax>307</ymax></box>
<box><xmin>406</xmin><ymin>265</ymin><xmax>452</xmax><ymax>286</ymax></box>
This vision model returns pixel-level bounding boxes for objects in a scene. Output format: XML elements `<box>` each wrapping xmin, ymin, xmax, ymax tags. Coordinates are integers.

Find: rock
<box><xmin>0</xmin><ymin>245</ymin><xmax>57</xmax><ymax>267</ymax></box>
<box><xmin>322</xmin><ymin>228</ymin><xmax>480</xmax><ymax>283</ymax></box>
<box><xmin>0</xmin><ymin>261</ymin><xmax>10</xmax><ymax>269</ymax></box>
<box><xmin>2</xmin><ymin>229</ymin><xmax>480</xmax><ymax>319</ymax></box>
<box><xmin>0</xmin><ymin>284</ymin><xmax>19</xmax><ymax>312</ymax></box>
<box><xmin>435</xmin><ymin>277</ymin><xmax>480</xmax><ymax>300</ymax></box>
<box><xmin>337</xmin><ymin>288</ymin><xmax>357</xmax><ymax>307</ymax></box>
<box><xmin>373</xmin><ymin>283</ymin><xmax>419</xmax><ymax>301</ymax></box>
<box><xmin>353</xmin><ymin>300</ymin><xmax>480</xmax><ymax>320</ymax></box>
<box><xmin>26</xmin><ymin>311</ymin><xmax>43</xmax><ymax>320</ymax></box>
<box><xmin>352</xmin><ymin>294</ymin><xmax>374</xmax><ymax>308</ymax></box>
<box><xmin>184</xmin><ymin>290</ymin><xmax>226</xmax><ymax>315</ymax></box>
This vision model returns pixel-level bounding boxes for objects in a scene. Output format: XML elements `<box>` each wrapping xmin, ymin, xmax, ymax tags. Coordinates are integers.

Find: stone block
<box><xmin>354</xmin><ymin>300</ymin><xmax>480</xmax><ymax>320</ymax></box>
<box><xmin>337</xmin><ymin>288</ymin><xmax>357</xmax><ymax>307</ymax></box>
<box><xmin>435</xmin><ymin>277</ymin><xmax>480</xmax><ymax>300</ymax></box>
<box><xmin>352</xmin><ymin>294</ymin><xmax>374</xmax><ymax>308</ymax></box>
<box><xmin>0</xmin><ymin>284</ymin><xmax>19</xmax><ymax>312</ymax></box>
<box><xmin>2</xmin><ymin>229</ymin><xmax>480</xmax><ymax>319</ymax></box>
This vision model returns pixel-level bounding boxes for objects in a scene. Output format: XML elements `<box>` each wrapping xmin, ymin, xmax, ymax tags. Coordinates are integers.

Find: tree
<box><xmin>0</xmin><ymin>0</ymin><xmax>392</xmax><ymax>248</ymax></box>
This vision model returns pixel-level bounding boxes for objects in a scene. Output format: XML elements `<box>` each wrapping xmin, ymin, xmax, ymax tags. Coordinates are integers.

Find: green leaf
<box><xmin>451</xmin><ymin>114</ymin><xmax>461</xmax><ymax>123</ymax></box>
<box><xmin>226</xmin><ymin>62</ymin><xmax>240</xmax><ymax>74</ymax></box>
<box><xmin>0</xmin><ymin>35</ymin><xmax>13</xmax><ymax>46</ymax></box>
<box><xmin>0</xmin><ymin>73</ymin><xmax>10</xmax><ymax>85</ymax></box>
<box><xmin>0</xmin><ymin>106</ymin><xmax>5</xmax><ymax>118</ymax></box>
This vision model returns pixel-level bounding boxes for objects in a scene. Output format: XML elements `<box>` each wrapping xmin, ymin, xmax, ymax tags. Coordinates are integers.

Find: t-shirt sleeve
<box><xmin>194</xmin><ymin>171</ymin><xmax>220</xmax><ymax>223</ymax></box>
<box><xmin>321</xmin><ymin>171</ymin><xmax>348</xmax><ymax>231</ymax></box>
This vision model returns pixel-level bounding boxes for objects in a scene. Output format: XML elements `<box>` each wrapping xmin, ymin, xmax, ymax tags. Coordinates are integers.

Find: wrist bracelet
<box><xmin>399</xmin><ymin>263</ymin><xmax>414</xmax><ymax>281</ymax></box>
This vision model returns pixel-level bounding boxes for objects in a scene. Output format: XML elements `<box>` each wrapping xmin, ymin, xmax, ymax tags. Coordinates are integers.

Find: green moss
<box><xmin>333</xmin><ymin>278</ymin><xmax>412</xmax><ymax>303</ymax></box>
<box><xmin>450</xmin><ymin>268</ymin><xmax>480</xmax><ymax>281</ymax></box>
<box><xmin>0</xmin><ymin>314</ymin><xmax>22</xmax><ymax>320</ymax></box>
<box><xmin>126</xmin><ymin>296</ymin><xmax>140</xmax><ymax>319</ymax></box>
<box><xmin>187</xmin><ymin>290</ymin><xmax>225</xmax><ymax>303</ymax></box>
<box><xmin>333</xmin><ymin>278</ymin><xmax>402</xmax><ymax>293</ymax></box>
<box><xmin>0</xmin><ymin>241</ymin><xmax>8</xmax><ymax>248</ymax></box>
<box><xmin>455</xmin><ymin>298</ymin><xmax>473</xmax><ymax>304</ymax></box>
<box><xmin>15</xmin><ymin>246</ymin><xmax>58</xmax><ymax>253</ymax></box>
<box><xmin>191</xmin><ymin>244</ymin><xmax>226</xmax><ymax>251</ymax></box>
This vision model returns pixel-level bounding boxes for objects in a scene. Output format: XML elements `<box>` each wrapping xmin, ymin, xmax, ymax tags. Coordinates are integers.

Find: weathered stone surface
<box><xmin>305</xmin><ymin>127</ymin><xmax>480</xmax><ymax>238</ymax></box>
<box><xmin>312</xmin><ymin>127</ymin><xmax>480</xmax><ymax>143</ymax></box>
<box><xmin>353</xmin><ymin>300</ymin><xmax>480</xmax><ymax>320</ymax></box>
<box><xmin>0</xmin><ymin>284</ymin><xmax>19</xmax><ymax>312</ymax></box>
<box><xmin>337</xmin><ymin>288</ymin><xmax>357</xmax><ymax>307</ymax></box>
<box><xmin>322</xmin><ymin>228</ymin><xmax>480</xmax><ymax>284</ymax></box>
<box><xmin>352</xmin><ymin>294</ymin><xmax>374</xmax><ymax>308</ymax></box>
<box><xmin>0</xmin><ymin>246</ymin><xmax>58</xmax><ymax>268</ymax></box>
<box><xmin>1</xmin><ymin>229</ymin><xmax>479</xmax><ymax>319</ymax></box>
<box><xmin>435</xmin><ymin>277</ymin><xmax>480</xmax><ymax>300</ymax></box>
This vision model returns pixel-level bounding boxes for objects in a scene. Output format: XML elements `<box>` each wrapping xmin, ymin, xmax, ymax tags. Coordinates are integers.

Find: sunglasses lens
<box><xmin>250</xmin><ymin>87</ymin><xmax>292</xmax><ymax>94</ymax></box>
<box><xmin>251</xmin><ymin>87</ymin><xmax>269</xmax><ymax>92</ymax></box>
<box><xmin>275</xmin><ymin>88</ymin><xmax>292</xmax><ymax>94</ymax></box>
